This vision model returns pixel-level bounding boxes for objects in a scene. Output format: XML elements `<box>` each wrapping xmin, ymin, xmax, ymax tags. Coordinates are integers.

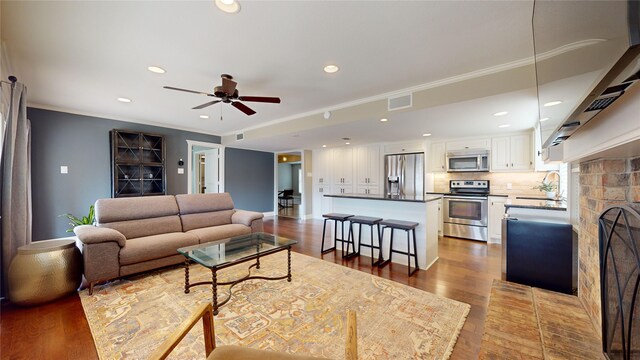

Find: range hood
<box><xmin>534</xmin><ymin>0</ymin><xmax>640</xmax><ymax>150</ymax></box>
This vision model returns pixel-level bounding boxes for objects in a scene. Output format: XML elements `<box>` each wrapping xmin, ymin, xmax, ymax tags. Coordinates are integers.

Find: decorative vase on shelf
<box><xmin>546</xmin><ymin>191</ymin><xmax>556</xmax><ymax>199</ymax></box>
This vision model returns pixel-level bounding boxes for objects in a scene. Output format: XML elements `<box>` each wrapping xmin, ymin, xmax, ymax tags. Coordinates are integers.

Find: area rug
<box><xmin>80</xmin><ymin>252</ymin><xmax>470</xmax><ymax>359</ymax></box>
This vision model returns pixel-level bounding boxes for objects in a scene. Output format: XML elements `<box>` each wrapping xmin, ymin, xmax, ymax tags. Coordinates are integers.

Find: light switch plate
<box><xmin>60</xmin><ymin>165</ymin><xmax>68</xmax><ymax>174</ymax></box>
<box><xmin>506</xmin><ymin>183</ymin><xmax>512</xmax><ymax>190</ymax></box>
<box><xmin>177</xmin><ymin>168</ymin><xmax>184</xmax><ymax>174</ymax></box>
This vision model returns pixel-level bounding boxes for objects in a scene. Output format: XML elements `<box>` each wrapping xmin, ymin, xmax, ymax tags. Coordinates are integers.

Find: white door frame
<box><xmin>186</xmin><ymin>140</ymin><xmax>225</xmax><ymax>194</ymax></box>
<box><xmin>274</xmin><ymin>149</ymin><xmax>305</xmax><ymax>219</ymax></box>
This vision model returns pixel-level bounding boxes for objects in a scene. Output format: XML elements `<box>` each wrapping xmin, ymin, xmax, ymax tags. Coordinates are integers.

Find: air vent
<box><xmin>585</xmin><ymin>93</ymin><xmax>624</xmax><ymax>112</ymax></box>
<box><xmin>235</xmin><ymin>133</ymin><xmax>244</xmax><ymax>141</ymax></box>
<box><xmin>388</xmin><ymin>93</ymin><xmax>412</xmax><ymax>111</ymax></box>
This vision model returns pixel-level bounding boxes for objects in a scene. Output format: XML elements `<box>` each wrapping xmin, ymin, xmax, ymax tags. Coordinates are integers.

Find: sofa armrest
<box><xmin>74</xmin><ymin>225</ymin><xmax>126</xmax><ymax>247</ymax></box>
<box><xmin>231</xmin><ymin>210</ymin><xmax>264</xmax><ymax>227</ymax></box>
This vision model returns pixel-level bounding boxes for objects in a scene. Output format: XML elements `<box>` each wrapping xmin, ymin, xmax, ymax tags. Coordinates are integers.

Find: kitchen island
<box><xmin>505</xmin><ymin>197</ymin><xmax>569</xmax><ymax>223</ymax></box>
<box><xmin>324</xmin><ymin>193</ymin><xmax>441</xmax><ymax>270</ymax></box>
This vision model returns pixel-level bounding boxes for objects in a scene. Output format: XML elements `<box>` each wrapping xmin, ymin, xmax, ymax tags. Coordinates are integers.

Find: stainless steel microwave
<box><xmin>446</xmin><ymin>150</ymin><xmax>490</xmax><ymax>172</ymax></box>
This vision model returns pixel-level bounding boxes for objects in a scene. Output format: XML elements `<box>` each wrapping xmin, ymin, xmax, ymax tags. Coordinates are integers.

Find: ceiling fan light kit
<box><xmin>164</xmin><ymin>74</ymin><xmax>280</xmax><ymax>116</ymax></box>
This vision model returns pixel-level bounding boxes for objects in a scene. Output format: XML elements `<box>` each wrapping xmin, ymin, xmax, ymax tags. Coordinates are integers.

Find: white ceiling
<box><xmin>1</xmin><ymin>0</ymin><xmax>538</xmax><ymax>151</ymax></box>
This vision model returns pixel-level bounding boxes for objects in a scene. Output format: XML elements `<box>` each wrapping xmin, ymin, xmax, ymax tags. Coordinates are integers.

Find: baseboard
<box><xmin>263</xmin><ymin>211</ymin><xmax>275</xmax><ymax>217</ymax></box>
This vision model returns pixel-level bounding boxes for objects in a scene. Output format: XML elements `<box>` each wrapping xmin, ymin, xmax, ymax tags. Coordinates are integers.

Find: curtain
<box><xmin>0</xmin><ymin>81</ymin><xmax>31</xmax><ymax>297</ymax></box>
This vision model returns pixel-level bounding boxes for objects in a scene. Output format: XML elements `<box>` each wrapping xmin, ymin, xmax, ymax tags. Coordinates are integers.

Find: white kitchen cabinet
<box><xmin>332</xmin><ymin>147</ymin><xmax>354</xmax><ymax>186</ymax></box>
<box><xmin>335</xmin><ymin>185</ymin><xmax>353</xmax><ymax>194</ymax></box>
<box><xmin>428</xmin><ymin>142</ymin><xmax>446</xmax><ymax>172</ymax></box>
<box><xmin>313</xmin><ymin>149</ymin><xmax>333</xmax><ymax>185</ymax></box>
<box><xmin>533</xmin><ymin>123</ymin><xmax>561</xmax><ymax>171</ymax></box>
<box><xmin>384</xmin><ymin>141</ymin><xmax>424</xmax><ymax>154</ymax></box>
<box><xmin>356</xmin><ymin>144</ymin><xmax>381</xmax><ymax>187</ymax></box>
<box><xmin>312</xmin><ymin>184</ymin><xmax>333</xmax><ymax>218</ymax></box>
<box><xmin>446</xmin><ymin>138</ymin><xmax>490</xmax><ymax>151</ymax></box>
<box><xmin>356</xmin><ymin>185</ymin><xmax>380</xmax><ymax>195</ymax></box>
<box><xmin>488</xmin><ymin>197</ymin><xmax>507</xmax><ymax>243</ymax></box>
<box><xmin>490</xmin><ymin>134</ymin><xmax>533</xmax><ymax>172</ymax></box>
<box><xmin>437</xmin><ymin>198</ymin><xmax>443</xmax><ymax>236</ymax></box>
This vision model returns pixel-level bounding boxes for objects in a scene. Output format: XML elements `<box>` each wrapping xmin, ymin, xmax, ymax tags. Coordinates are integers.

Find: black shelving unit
<box><xmin>110</xmin><ymin>129</ymin><xmax>166</xmax><ymax>198</ymax></box>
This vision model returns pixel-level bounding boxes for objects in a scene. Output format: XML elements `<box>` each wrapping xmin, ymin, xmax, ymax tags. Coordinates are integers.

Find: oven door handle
<box><xmin>444</xmin><ymin>196</ymin><xmax>488</xmax><ymax>201</ymax></box>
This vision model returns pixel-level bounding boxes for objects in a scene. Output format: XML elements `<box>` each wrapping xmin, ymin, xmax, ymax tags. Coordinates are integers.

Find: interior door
<box><xmin>203</xmin><ymin>148</ymin><xmax>220</xmax><ymax>193</ymax></box>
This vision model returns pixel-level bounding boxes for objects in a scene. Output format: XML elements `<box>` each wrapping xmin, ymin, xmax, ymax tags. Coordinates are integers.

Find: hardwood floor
<box><xmin>0</xmin><ymin>217</ymin><xmax>502</xmax><ymax>359</ymax></box>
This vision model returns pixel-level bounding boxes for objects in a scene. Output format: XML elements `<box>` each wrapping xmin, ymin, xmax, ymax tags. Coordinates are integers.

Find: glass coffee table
<box><xmin>177</xmin><ymin>232</ymin><xmax>297</xmax><ymax>315</ymax></box>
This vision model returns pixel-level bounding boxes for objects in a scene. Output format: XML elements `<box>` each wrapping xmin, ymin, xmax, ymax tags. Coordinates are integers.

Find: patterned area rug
<box><xmin>80</xmin><ymin>252</ymin><xmax>469</xmax><ymax>359</ymax></box>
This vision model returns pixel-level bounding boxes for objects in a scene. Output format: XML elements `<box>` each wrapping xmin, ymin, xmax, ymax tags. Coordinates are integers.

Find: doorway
<box><xmin>276</xmin><ymin>151</ymin><xmax>302</xmax><ymax>218</ymax></box>
<box><xmin>187</xmin><ymin>140</ymin><xmax>224</xmax><ymax>194</ymax></box>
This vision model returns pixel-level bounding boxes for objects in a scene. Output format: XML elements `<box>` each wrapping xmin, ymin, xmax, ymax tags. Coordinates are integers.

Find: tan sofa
<box><xmin>74</xmin><ymin>193</ymin><xmax>264</xmax><ymax>294</ymax></box>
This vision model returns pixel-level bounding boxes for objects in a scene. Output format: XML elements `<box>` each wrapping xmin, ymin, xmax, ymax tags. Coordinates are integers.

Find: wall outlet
<box><xmin>177</xmin><ymin>168</ymin><xmax>184</xmax><ymax>174</ymax></box>
<box><xmin>506</xmin><ymin>183</ymin><xmax>512</xmax><ymax>190</ymax></box>
<box><xmin>60</xmin><ymin>165</ymin><xmax>68</xmax><ymax>174</ymax></box>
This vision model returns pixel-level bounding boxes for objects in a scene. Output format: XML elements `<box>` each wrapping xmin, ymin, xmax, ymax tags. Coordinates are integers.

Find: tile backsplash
<box><xmin>433</xmin><ymin>171</ymin><xmax>550</xmax><ymax>197</ymax></box>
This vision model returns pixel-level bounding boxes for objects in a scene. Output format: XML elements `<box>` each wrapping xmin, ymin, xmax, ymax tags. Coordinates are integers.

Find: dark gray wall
<box><xmin>29</xmin><ymin>108</ymin><xmax>223</xmax><ymax>240</ymax></box>
<box><xmin>225</xmin><ymin>147</ymin><xmax>274</xmax><ymax>212</ymax></box>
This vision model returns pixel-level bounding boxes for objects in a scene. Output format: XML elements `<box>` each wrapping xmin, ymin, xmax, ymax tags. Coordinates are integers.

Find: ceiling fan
<box><xmin>164</xmin><ymin>74</ymin><xmax>280</xmax><ymax>116</ymax></box>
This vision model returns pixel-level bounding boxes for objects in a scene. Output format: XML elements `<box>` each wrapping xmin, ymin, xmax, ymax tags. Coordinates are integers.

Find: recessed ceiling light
<box><xmin>380</xmin><ymin>118</ymin><xmax>388</xmax><ymax>122</ymax></box>
<box><xmin>422</xmin><ymin>133</ymin><xmax>432</xmax><ymax>137</ymax></box>
<box><xmin>147</xmin><ymin>66</ymin><xmax>166</xmax><ymax>74</ymax></box>
<box><xmin>199</xmin><ymin>115</ymin><xmax>209</xmax><ymax>119</ymax></box>
<box><xmin>324</xmin><ymin>64</ymin><xmax>339</xmax><ymax>73</ymax></box>
<box><xmin>544</xmin><ymin>100</ymin><xmax>563</xmax><ymax>107</ymax></box>
<box><xmin>283</xmin><ymin>156</ymin><xmax>287</xmax><ymax>161</ymax></box>
<box><xmin>493</xmin><ymin>111</ymin><xmax>508</xmax><ymax>116</ymax></box>
<box><xmin>498</xmin><ymin>124</ymin><xmax>511</xmax><ymax>128</ymax></box>
<box><xmin>215</xmin><ymin>0</ymin><xmax>240</xmax><ymax>13</ymax></box>
<box><xmin>117</xmin><ymin>97</ymin><xmax>131</xmax><ymax>103</ymax></box>
<box><xmin>345</xmin><ymin>142</ymin><xmax>350</xmax><ymax>145</ymax></box>
<box><xmin>539</xmin><ymin>117</ymin><xmax>550</xmax><ymax>122</ymax></box>
<box><xmin>322</xmin><ymin>145</ymin><xmax>327</xmax><ymax>148</ymax></box>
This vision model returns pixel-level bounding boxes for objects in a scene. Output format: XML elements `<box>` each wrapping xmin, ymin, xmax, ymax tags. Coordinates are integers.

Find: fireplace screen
<box><xmin>600</xmin><ymin>205</ymin><xmax>640</xmax><ymax>360</ymax></box>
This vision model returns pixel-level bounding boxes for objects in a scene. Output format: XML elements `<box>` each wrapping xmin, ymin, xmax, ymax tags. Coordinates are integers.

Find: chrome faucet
<box><xmin>542</xmin><ymin>170</ymin><xmax>561</xmax><ymax>197</ymax></box>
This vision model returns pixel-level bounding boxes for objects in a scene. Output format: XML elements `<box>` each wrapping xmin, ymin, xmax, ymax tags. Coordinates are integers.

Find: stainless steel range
<box><xmin>443</xmin><ymin>180</ymin><xmax>489</xmax><ymax>242</ymax></box>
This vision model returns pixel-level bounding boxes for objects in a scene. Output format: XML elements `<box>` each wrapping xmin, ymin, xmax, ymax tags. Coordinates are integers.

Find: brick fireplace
<box><xmin>579</xmin><ymin>156</ymin><xmax>640</xmax><ymax>335</ymax></box>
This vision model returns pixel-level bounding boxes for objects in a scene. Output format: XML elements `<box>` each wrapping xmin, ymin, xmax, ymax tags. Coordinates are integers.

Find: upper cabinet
<box><xmin>445</xmin><ymin>138</ymin><xmax>490</xmax><ymax>151</ymax></box>
<box><xmin>384</xmin><ymin>141</ymin><xmax>424</xmax><ymax>154</ymax></box>
<box><xmin>491</xmin><ymin>133</ymin><xmax>533</xmax><ymax>172</ymax></box>
<box><xmin>355</xmin><ymin>144</ymin><xmax>381</xmax><ymax>187</ymax></box>
<box><xmin>332</xmin><ymin>147</ymin><xmax>354</xmax><ymax>186</ymax></box>
<box><xmin>428</xmin><ymin>142</ymin><xmax>446</xmax><ymax>172</ymax></box>
<box><xmin>312</xmin><ymin>149</ymin><xmax>333</xmax><ymax>184</ymax></box>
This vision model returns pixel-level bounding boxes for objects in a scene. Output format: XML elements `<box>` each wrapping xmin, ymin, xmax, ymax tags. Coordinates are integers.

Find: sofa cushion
<box><xmin>175</xmin><ymin>193</ymin><xmax>235</xmax><ymax>214</ymax></box>
<box><xmin>96</xmin><ymin>195</ymin><xmax>179</xmax><ymax>223</ymax></box>
<box><xmin>180</xmin><ymin>210</ymin><xmax>235</xmax><ymax>232</ymax></box>
<box><xmin>119</xmin><ymin>232</ymin><xmax>199</xmax><ymax>265</ymax></box>
<box><xmin>101</xmin><ymin>216</ymin><xmax>183</xmax><ymax>240</ymax></box>
<box><xmin>187</xmin><ymin>224</ymin><xmax>251</xmax><ymax>244</ymax></box>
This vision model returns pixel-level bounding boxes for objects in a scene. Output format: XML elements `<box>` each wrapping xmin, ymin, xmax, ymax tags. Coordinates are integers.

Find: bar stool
<box><xmin>347</xmin><ymin>215</ymin><xmax>383</xmax><ymax>266</ymax></box>
<box><xmin>321</xmin><ymin>213</ymin><xmax>355</xmax><ymax>257</ymax></box>
<box><xmin>378</xmin><ymin>219</ymin><xmax>419</xmax><ymax>276</ymax></box>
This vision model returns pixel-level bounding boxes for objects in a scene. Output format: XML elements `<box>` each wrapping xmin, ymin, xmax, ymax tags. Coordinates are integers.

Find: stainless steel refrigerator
<box><xmin>384</xmin><ymin>153</ymin><xmax>424</xmax><ymax>197</ymax></box>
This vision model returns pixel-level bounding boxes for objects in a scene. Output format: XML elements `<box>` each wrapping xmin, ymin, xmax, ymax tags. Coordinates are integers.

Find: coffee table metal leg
<box><xmin>287</xmin><ymin>247</ymin><xmax>292</xmax><ymax>282</ymax></box>
<box><xmin>184</xmin><ymin>259</ymin><xmax>190</xmax><ymax>294</ymax></box>
<box><xmin>212</xmin><ymin>269</ymin><xmax>219</xmax><ymax>315</ymax></box>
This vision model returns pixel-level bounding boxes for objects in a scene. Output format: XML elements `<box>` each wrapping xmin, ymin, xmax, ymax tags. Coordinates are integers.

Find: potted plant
<box><xmin>60</xmin><ymin>205</ymin><xmax>95</xmax><ymax>232</ymax></box>
<box><xmin>532</xmin><ymin>181</ymin><xmax>558</xmax><ymax>199</ymax></box>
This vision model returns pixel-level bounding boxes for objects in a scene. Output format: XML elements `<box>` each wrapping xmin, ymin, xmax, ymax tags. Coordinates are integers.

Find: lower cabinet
<box><xmin>488</xmin><ymin>197</ymin><xmax>507</xmax><ymax>242</ymax></box>
<box><xmin>312</xmin><ymin>185</ymin><xmax>333</xmax><ymax>218</ymax></box>
<box><xmin>356</xmin><ymin>185</ymin><xmax>380</xmax><ymax>195</ymax></box>
<box><xmin>437</xmin><ymin>198</ymin><xmax>443</xmax><ymax>236</ymax></box>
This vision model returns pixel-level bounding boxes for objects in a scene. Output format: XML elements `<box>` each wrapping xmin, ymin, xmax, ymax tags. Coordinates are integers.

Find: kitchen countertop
<box><xmin>324</xmin><ymin>193</ymin><xmax>441</xmax><ymax>203</ymax></box>
<box><xmin>504</xmin><ymin>198</ymin><xmax>567</xmax><ymax>211</ymax></box>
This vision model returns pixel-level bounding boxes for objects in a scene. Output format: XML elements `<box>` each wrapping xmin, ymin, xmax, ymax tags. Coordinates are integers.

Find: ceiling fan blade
<box><xmin>221</xmin><ymin>77</ymin><xmax>237</xmax><ymax>95</ymax></box>
<box><xmin>238</xmin><ymin>96</ymin><xmax>281</xmax><ymax>103</ymax></box>
<box><xmin>164</xmin><ymin>86</ymin><xmax>216</xmax><ymax>97</ymax></box>
<box><xmin>192</xmin><ymin>100</ymin><xmax>221</xmax><ymax>110</ymax></box>
<box><xmin>231</xmin><ymin>101</ymin><xmax>256</xmax><ymax>116</ymax></box>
